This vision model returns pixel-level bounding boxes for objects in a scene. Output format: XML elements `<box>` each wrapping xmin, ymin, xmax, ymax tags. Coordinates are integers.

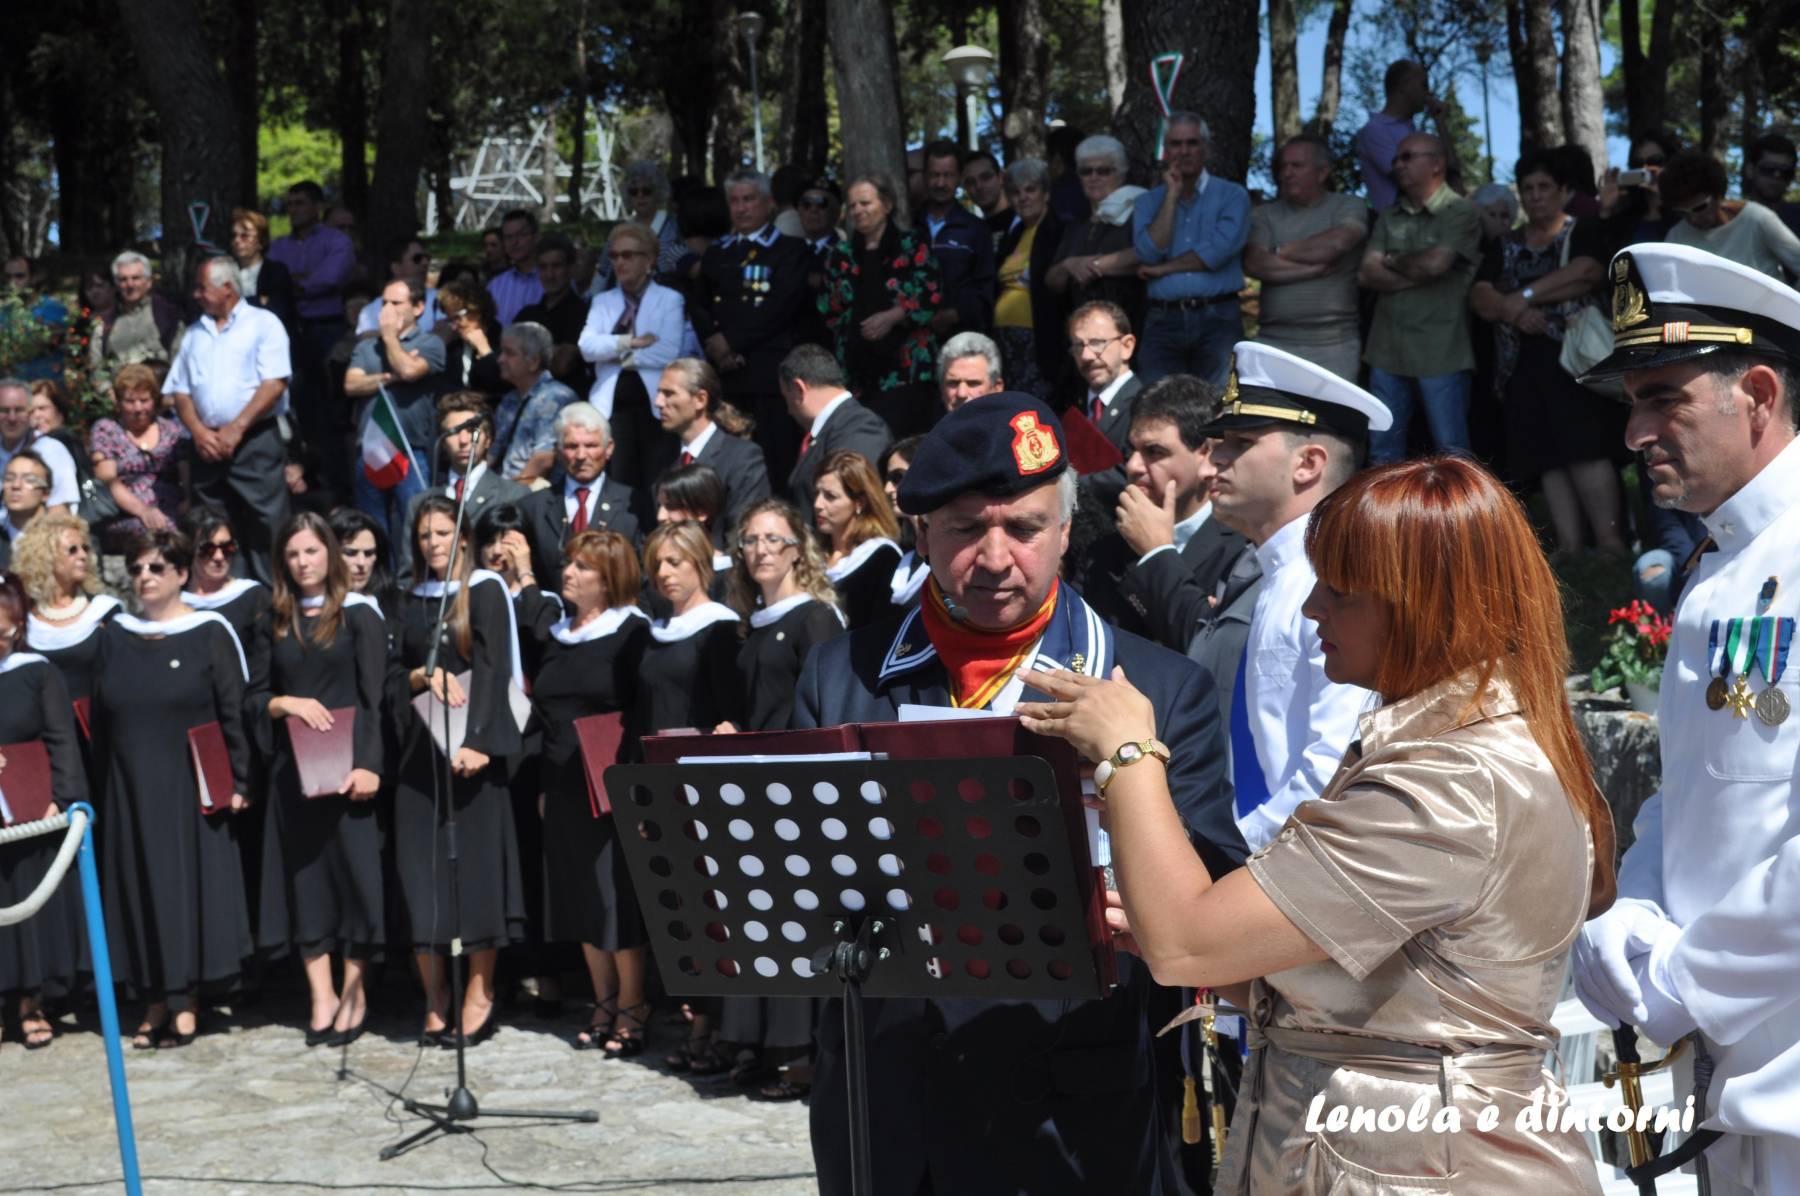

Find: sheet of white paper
<box><xmin>676</xmin><ymin>751</ymin><xmax>876</xmax><ymax>765</ymax></box>
<box><xmin>896</xmin><ymin>703</ymin><xmax>1002</xmax><ymax>722</ymax></box>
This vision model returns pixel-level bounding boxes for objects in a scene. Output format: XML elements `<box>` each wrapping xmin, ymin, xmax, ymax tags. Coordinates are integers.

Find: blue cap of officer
<box><xmin>896</xmin><ymin>392</ymin><xmax>1068</xmax><ymax>516</ymax></box>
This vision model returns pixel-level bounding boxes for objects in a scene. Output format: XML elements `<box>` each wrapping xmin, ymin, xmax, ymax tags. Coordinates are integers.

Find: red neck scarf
<box><xmin>918</xmin><ymin>577</ymin><xmax>1059</xmax><ymax>709</ymax></box>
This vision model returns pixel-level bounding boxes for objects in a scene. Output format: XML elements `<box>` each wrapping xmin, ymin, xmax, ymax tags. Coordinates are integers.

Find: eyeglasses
<box><xmin>798</xmin><ymin>196</ymin><xmax>834</xmax><ymax>209</ymax></box>
<box><xmin>1</xmin><ymin>473</ymin><xmax>46</xmax><ymax>490</ymax></box>
<box><xmin>1076</xmin><ymin>165</ymin><xmax>1117</xmax><ymax>178</ymax></box>
<box><xmin>609</xmin><ymin>250</ymin><xmax>650</xmax><ymax>261</ymax></box>
<box><xmin>3</xmin><ymin>271</ymin><xmax>28</xmax><ymax>283</ymax></box>
<box><xmin>1392</xmin><ymin>150</ymin><xmax>1441</xmax><ymax>165</ymax></box>
<box><xmin>885</xmin><ymin>467</ymin><xmax>908</xmax><ymax>486</ymax></box>
<box><xmin>197</xmin><ymin>539</ymin><xmax>239</xmax><ymax>559</ymax></box>
<box><xmin>406</xmin><ymin>252</ymin><xmax>429</xmax><ymax>264</ymax></box>
<box><xmin>63</xmin><ymin>541</ymin><xmax>87</xmax><ymax>557</ymax></box>
<box><xmin>626</xmin><ymin>186</ymin><xmax>657</xmax><ymax>197</ymax></box>
<box><xmin>1637</xmin><ymin>155</ymin><xmax>1667</xmax><ymax>168</ymax></box>
<box><xmin>737</xmin><ymin>533</ymin><xmax>800</xmax><ymax>552</ymax></box>
<box><xmin>127</xmin><ymin>561</ymin><xmax>171</xmax><ymax>578</ymax></box>
<box><xmin>1069</xmin><ymin>334</ymin><xmax>1124</xmax><ymax>356</ymax></box>
<box><xmin>1672</xmin><ymin>196</ymin><xmax>1714</xmax><ymax>219</ymax></box>
<box><xmin>1757</xmin><ymin>162</ymin><xmax>1797</xmax><ymax>181</ymax></box>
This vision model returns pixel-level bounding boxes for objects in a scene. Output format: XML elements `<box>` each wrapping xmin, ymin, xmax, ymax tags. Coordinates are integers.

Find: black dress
<box><xmin>825</xmin><ymin>539</ymin><xmax>903</xmax><ymax>631</ymax></box>
<box><xmin>247</xmin><ymin>595</ymin><xmax>388</xmax><ymax>958</ymax></box>
<box><xmin>392</xmin><ymin>576</ymin><xmax>526</xmax><ymax>951</ymax></box>
<box><xmin>736</xmin><ymin>595</ymin><xmax>846</xmax><ymax>732</ymax></box>
<box><xmin>93</xmin><ymin>616</ymin><xmax>254</xmax><ymax>1006</ymax></box>
<box><xmin>507</xmin><ymin>583</ymin><xmax>564</xmax><ymax>959</ymax></box>
<box><xmin>638</xmin><ymin>604</ymin><xmax>742</xmax><ymax>733</ymax></box>
<box><xmin>532</xmin><ymin>609</ymin><xmax>650</xmax><ymax>949</ymax></box>
<box><xmin>0</xmin><ymin>656</ymin><xmax>87</xmax><ymax>999</ymax></box>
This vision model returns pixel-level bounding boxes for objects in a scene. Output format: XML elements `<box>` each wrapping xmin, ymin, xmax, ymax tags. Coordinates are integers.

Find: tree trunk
<box><xmin>1000</xmin><ymin>0</ymin><xmax>1049</xmax><ymax>161</ymax></box>
<box><xmin>779</xmin><ymin>0</ymin><xmax>831</xmax><ymax>173</ymax></box>
<box><xmin>1268</xmin><ymin>0</ymin><xmax>1301</xmax><ymax>146</ymax></box>
<box><xmin>1510</xmin><ymin>0</ymin><xmax>1564</xmax><ymax>153</ymax></box>
<box><xmin>226</xmin><ymin>0</ymin><xmax>260</xmax><ymax>207</ymax></box>
<box><xmin>569</xmin><ymin>0</ymin><xmax>588</xmax><ymax>211</ymax></box>
<box><xmin>1698</xmin><ymin>18</ymin><xmax>1726</xmax><ymax>157</ymax></box>
<box><xmin>1558</xmin><ymin>0</ymin><xmax>1607</xmax><ymax>174</ymax></box>
<box><xmin>1114</xmin><ymin>0</ymin><xmax>1259</xmax><ymax>183</ymax></box>
<box><xmin>1307</xmin><ymin>0</ymin><xmax>1352</xmax><ymax>136</ymax></box>
<box><xmin>336</xmin><ymin>0</ymin><xmax>369</xmax><ymax>217</ymax></box>
<box><xmin>709</xmin><ymin>0</ymin><xmax>747</xmax><ymax>181</ymax></box>
<box><xmin>1101</xmin><ymin>0</ymin><xmax>1127</xmax><ymax>116</ymax></box>
<box><xmin>367</xmin><ymin>0</ymin><xmax>433</xmax><ymax>255</ymax></box>
<box><xmin>826</xmin><ymin>0</ymin><xmax>909</xmax><ymax>225</ymax></box>
<box><xmin>115</xmin><ymin>0</ymin><xmax>243</xmax><ymax>268</ymax></box>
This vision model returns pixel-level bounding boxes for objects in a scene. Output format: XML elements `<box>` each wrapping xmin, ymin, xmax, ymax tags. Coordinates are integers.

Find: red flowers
<box><xmin>1592</xmin><ymin>599</ymin><xmax>1672</xmax><ymax>693</ymax></box>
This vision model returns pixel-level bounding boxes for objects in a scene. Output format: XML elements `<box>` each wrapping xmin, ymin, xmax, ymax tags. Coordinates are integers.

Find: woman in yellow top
<box><xmin>1021</xmin><ymin>455</ymin><xmax>1616</xmax><ymax>1194</ymax></box>
<box><xmin>993</xmin><ymin>158</ymin><xmax>1062</xmax><ymax>402</ymax></box>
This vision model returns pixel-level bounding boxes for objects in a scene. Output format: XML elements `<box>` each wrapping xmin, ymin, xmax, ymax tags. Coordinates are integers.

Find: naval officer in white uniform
<box><xmin>1573</xmin><ymin>243</ymin><xmax>1800</xmax><ymax>1196</ymax></box>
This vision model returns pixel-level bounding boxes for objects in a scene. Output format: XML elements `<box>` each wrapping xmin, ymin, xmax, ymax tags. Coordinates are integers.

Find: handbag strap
<box><xmin>1558</xmin><ymin>217</ymin><xmax>1574</xmax><ymax>269</ymax></box>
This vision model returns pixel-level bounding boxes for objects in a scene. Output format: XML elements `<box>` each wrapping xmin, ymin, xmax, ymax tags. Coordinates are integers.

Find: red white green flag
<box><xmin>361</xmin><ymin>389</ymin><xmax>414</xmax><ymax>490</ymax></box>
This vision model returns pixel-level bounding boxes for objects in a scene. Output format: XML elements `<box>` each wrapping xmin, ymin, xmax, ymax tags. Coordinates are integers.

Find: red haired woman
<box><xmin>1020</xmin><ymin>456</ymin><xmax>1616</xmax><ymax>1194</ymax></box>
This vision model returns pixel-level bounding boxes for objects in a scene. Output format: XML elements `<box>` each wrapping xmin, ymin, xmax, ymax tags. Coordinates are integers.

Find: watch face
<box><xmin>1117</xmin><ymin>743</ymin><xmax>1144</xmax><ymax>762</ymax></box>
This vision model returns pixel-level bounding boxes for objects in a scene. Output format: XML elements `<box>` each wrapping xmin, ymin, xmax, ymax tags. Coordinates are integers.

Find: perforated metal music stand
<box><xmin>603</xmin><ymin>754</ymin><xmax>1110</xmax><ymax>1196</ymax></box>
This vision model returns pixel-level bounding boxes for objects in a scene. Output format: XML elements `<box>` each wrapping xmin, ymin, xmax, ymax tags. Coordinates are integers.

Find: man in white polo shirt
<box><xmin>165</xmin><ymin>255</ymin><xmax>293</xmax><ymax>583</ymax></box>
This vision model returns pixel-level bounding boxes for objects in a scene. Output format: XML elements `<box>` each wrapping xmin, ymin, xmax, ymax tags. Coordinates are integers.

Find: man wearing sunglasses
<box><xmin>1661</xmin><ymin>150</ymin><xmax>1800</xmax><ymax>284</ymax></box>
<box><xmin>1741</xmin><ymin>131</ymin><xmax>1800</xmax><ymax>240</ymax></box>
<box><xmin>356</xmin><ymin>236</ymin><xmax>442</xmax><ymax>335</ymax></box>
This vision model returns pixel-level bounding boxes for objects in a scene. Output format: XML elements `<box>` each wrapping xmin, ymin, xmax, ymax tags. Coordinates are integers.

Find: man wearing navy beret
<box><xmin>794</xmin><ymin>392</ymin><xmax>1244</xmax><ymax>1195</ymax></box>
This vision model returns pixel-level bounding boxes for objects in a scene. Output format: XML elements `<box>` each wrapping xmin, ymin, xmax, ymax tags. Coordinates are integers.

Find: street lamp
<box><xmin>738</xmin><ymin>11</ymin><xmax>766</xmax><ymax>173</ymax></box>
<box><xmin>1474</xmin><ymin>39</ymin><xmax>1495</xmax><ymax>181</ymax></box>
<box><xmin>941</xmin><ymin>44</ymin><xmax>995</xmax><ymax>153</ymax></box>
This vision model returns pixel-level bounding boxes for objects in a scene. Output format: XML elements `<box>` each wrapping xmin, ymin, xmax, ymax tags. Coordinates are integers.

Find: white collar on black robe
<box><xmin>651</xmin><ymin>601</ymin><xmax>739</xmax><ymax>643</ymax></box>
<box><xmin>407</xmin><ymin>569</ymin><xmax>524</xmax><ymax>691</ymax></box>
<box><xmin>749</xmin><ymin>591</ymin><xmax>815</xmax><ymax>629</ymax></box>
<box><xmin>549</xmin><ymin>604</ymin><xmax>646</xmax><ymax>645</ymax></box>
<box><xmin>889</xmin><ymin>551</ymin><xmax>930</xmax><ymax>607</ymax></box>
<box><xmin>112</xmin><ymin>608</ymin><xmax>249</xmax><ymax>680</ymax></box>
<box><xmin>0</xmin><ymin>651</ymin><xmax>48</xmax><ymax>674</ymax></box>
<box><xmin>299</xmin><ymin>591</ymin><xmax>384</xmax><ymax>619</ymax></box>
<box><xmin>181</xmin><ymin>576</ymin><xmax>263</xmax><ymax>610</ymax></box>
<box><xmin>824</xmin><ymin>537</ymin><xmax>898</xmax><ymax>583</ymax></box>
<box><xmin>26</xmin><ymin>593</ymin><xmax>121</xmax><ymax>649</ymax></box>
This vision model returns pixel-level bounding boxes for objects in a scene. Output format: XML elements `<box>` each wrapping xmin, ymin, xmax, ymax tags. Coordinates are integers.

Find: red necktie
<box><xmin>681</xmin><ymin>451</ymin><xmax>694</xmax><ymax>466</ymax></box>
<box><xmin>1090</xmin><ymin>397</ymin><xmax>1103</xmax><ymax>422</ymax></box>
<box><xmin>454</xmin><ymin>477</ymin><xmax>465</xmax><ymax>502</ymax></box>
<box><xmin>570</xmin><ymin>487</ymin><xmax>590</xmax><ymax>534</ymax></box>
<box><xmin>799</xmin><ymin>432</ymin><xmax>813</xmax><ymax>457</ymax></box>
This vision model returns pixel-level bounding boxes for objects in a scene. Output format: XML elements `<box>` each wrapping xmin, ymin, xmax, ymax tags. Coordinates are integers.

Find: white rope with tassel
<box><xmin>0</xmin><ymin>808</ymin><xmax>86</xmax><ymax>926</ymax></box>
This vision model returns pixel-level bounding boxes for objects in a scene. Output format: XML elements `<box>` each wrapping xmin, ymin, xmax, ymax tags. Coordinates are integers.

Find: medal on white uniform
<box><xmin>1706</xmin><ymin>619</ymin><xmax>1730</xmax><ymax>711</ymax></box>
<box><xmin>1754</xmin><ymin>615</ymin><xmax>1793</xmax><ymax>727</ymax></box>
<box><xmin>1725</xmin><ymin>617</ymin><xmax>1759</xmax><ymax>719</ymax></box>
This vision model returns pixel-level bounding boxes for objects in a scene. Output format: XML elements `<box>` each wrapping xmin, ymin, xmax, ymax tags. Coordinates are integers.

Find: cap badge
<box><xmin>1611</xmin><ymin>256</ymin><xmax>1649</xmax><ymax>331</ymax></box>
<box><xmin>1008</xmin><ymin>412</ymin><xmax>1061</xmax><ymax>476</ymax></box>
<box><xmin>1223</xmin><ymin>365</ymin><xmax>1240</xmax><ymax>404</ymax></box>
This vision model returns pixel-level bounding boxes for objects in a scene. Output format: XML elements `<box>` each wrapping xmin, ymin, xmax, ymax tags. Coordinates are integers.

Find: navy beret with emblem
<box><xmin>896</xmin><ymin>392</ymin><xmax>1068</xmax><ymax>515</ymax></box>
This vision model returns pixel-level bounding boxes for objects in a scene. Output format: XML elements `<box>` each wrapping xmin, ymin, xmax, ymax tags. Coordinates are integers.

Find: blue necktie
<box><xmin>1231</xmin><ymin>648</ymin><xmax>1271</xmax><ymax>818</ymax></box>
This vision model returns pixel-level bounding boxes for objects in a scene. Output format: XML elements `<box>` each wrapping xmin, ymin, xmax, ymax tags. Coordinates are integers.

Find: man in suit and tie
<box><xmin>793</xmin><ymin>393</ymin><xmax>1241</xmax><ymax>1196</ymax></box>
<box><xmin>779</xmin><ymin>343</ymin><xmax>891</xmax><ymax>510</ymax></box>
<box><xmin>695</xmin><ymin>170</ymin><xmax>813</xmax><ymax>496</ymax></box>
<box><xmin>518</xmin><ymin>401</ymin><xmax>641</xmax><ymax>585</ymax></box>
<box><xmin>656</xmin><ymin>357</ymin><xmax>770</xmax><ymax>532</ymax></box>
<box><xmin>1078</xmin><ymin>374</ymin><xmax>1247</xmax><ymax>651</ymax></box>
<box><xmin>1067</xmin><ymin>300</ymin><xmax>1142</xmax><ymax>511</ymax></box>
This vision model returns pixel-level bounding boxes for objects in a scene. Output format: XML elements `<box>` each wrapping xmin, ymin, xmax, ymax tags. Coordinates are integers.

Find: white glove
<box><xmin>1633</xmin><ymin>921</ymin><xmax>1698</xmax><ymax>1047</ymax></box>
<box><xmin>1572</xmin><ymin>897</ymin><xmax>1675</xmax><ymax>1027</ymax></box>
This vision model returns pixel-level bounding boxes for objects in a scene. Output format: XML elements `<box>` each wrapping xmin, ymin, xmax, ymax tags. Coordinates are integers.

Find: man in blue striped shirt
<box><xmin>1131</xmin><ymin>113</ymin><xmax>1251</xmax><ymax>388</ymax></box>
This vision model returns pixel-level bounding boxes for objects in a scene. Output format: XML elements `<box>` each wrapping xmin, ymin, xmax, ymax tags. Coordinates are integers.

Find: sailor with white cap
<box><xmin>1199</xmin><ymin>341</ymin><xmax>1388</xmax><ymax>850</ymax></box>
<box><xmin>1572</xmin><ymin>243</ymin><xmax>1800</xmax><ymax>1196</ymax></box>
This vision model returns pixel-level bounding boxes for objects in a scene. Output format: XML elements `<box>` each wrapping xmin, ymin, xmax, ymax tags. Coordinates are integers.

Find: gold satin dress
<box><xmin>1218</xmin><ymin>670</ymin><xmax>1605</xmax><ymax>1195</ymax></box>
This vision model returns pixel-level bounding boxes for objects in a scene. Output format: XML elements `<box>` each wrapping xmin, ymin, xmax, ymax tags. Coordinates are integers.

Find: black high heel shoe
<box><xmin>328</xmin><ymin>1015</ymin><xmax>368</xmax><ymax>1048</ymax></box>
<box><xmin>444</xmin><ymin>1006</ymin><xmax>499</xmax><ymax>1050</ymax></box>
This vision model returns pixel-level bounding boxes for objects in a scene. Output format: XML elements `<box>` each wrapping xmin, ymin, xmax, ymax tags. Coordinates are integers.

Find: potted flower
<box><xmin>1590</xmin><ymin>600</ymin><xmax>1673</xmax><ymax>713</ymax></box>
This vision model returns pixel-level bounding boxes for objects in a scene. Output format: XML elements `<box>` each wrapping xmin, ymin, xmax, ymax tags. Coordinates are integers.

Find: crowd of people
<box><xmin>0</xmin><ymin>52</ymin><xmax>1798</xmax><ymax>1196</ymax></box>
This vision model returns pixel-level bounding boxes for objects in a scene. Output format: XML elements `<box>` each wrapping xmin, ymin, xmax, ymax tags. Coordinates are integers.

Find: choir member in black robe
<box><xmin>637</xmin><ymin>522</ymin><xmax>740</xmax><ymax>1073</ymax></box>
<box><xmin>879</xmin><ymin>439</ymin><xmax>931</xmax><ymax>614</ymax></box>
<box><xmin>716</xmin><ymin>499</ymin><xmax>843</xmax><ymax>1097</ymax></box>
<box><xmin>248</xmin><ymin>513</ymin><xmax>387</xmax><ymax>1047</ymax></box>
<box><xmin>0</xmin><ymin>574</ymin><xmax>86</xmax><ymax>1050</ymax></box>
<box><xmin>395</xmin><ymin>495</ymin><xmax>526</xmax><ymax>1047</ymax></box>
<box><xmin>812</xmin><ymin>449</ymin><xmax>904</xmax><ymax>630</ymax></box>
<box><xmin>528</xmin><ymin>529</ymin><xmax>651</xmax><ymax>1053</ymax></box>
<box><xmin>14</xmin><ymin>512</ymin><xmax>119</xmax><ymax>732</ymax></box>
<box><xmin>94</xmin><ymin>530</ymin><xmax>254</xmax><ymax>1048</ymax></box>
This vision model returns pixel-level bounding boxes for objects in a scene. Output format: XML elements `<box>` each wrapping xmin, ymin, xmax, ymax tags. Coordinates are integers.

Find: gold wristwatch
<box><xmin>1094</xmin><ymin>737</ymin><xmax>1171</xmax><ymax>798</ymax></box>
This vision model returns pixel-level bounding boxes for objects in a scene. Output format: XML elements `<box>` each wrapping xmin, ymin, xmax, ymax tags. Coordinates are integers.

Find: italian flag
<box><xmin>361</xmin><ymin>389</ymin><xmax>414</xmax><ymax>490</ymax></box>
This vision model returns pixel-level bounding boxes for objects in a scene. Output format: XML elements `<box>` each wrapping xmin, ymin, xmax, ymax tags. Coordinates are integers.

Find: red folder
<box><xmin>1058</xmin><ymin>406</ymin><xmax>1125</xmax><ymax>476</ymax></box>
<box><xmin>71</xmin><ymin>698</ymin><xmax>92</xmax><ymax>741</ymax></box>
<box><xmin>285</xmin><ymin>708</ymin><xmax>356</xmax><ymax>798</ymax></box>
<box><xmin>188</xmin><ymin>722</ymin><xmax>236</xmax><ymax>816</ymax></box>
<box><xmin>573</xmin><ymin>713</ymin><xmax>626</xmax><ymax>816</ymax></box>
<box><xmin>0</xmin><ymin>741</ymin><xmax>54</xmax><ymax>826</ymax></box>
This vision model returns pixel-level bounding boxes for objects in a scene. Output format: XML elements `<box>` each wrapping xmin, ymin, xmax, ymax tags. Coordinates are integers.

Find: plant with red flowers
<box><xmin>1589</xmin><ymin>599</ymin><xmax>1673</xmax><ymax>694</ymax></box>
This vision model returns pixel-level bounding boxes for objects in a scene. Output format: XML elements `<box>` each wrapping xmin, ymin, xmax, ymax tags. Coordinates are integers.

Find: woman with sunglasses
<box><xmin>435</xmin><ymin>280</ymin><xmax>507</xmax><ymax>398</ymax></box>
<box><xmin>395</xmin><ymin>494</ymin><xmax>526</xmax><ymax>1048</ymax></box>
<box><xmin>94</xmin><ymin>529</ymin><xmax>254</xmax><ymax>1049</ymax></box>
<box><xmin>247</xmin><ymin>513</ymin><xmax>387</xmax><ymax>1047</ymax></box>
<box><xmin>15</xmin><ymin>512</ymin><xmax>121</xmax><ymax>717</ymax></box>
<box><xmin>179</xmin><ymin>506</ymin><xmax>270</xmax><ymax>646</ymax></box>
<box><xmin>621</xmin><ymin>160</ymin><xmax>686</xmax><ymax>276</ymax></box>
<box><xmin>0</xmin><ymin>572</ymin><xmax>88</xmax><ymax>1051</ymax></box>
<box><xmin>880</xmin><ymin>438</ymin><xmax>931</xmax><ymax>613</ymax></box>
<box><xmin>1659</xmin><ymin>150</ymin><xmax>1800</xmax><ymax>281</ymax></box>
<box><xmin>1046</xmin><ymin>134</ymin><xmax>1147</xmax><ymax>340</ymax></box>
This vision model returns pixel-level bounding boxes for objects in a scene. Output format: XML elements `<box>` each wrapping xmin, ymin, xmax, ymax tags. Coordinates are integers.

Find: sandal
<box><xmin>131</xmin><ymin>1012</ymin><xmax>168</xmax><ymax>1052</ymax></box>
<box><xmin>684</xmin><ymin>1038</ymin><xmax>736</xmax><ymax>1077</ymax></box>
<box><xmin>21</xmin><ymin>1013</ymin><xmax>55</xmax><ymax>1051</ymax></box>
<box><xmin>574</xmin><ymin>998</ymin><xmax>619</xmax><ymax>1052</ymax></box>
<box><xmin>754</xmin><ymin>1076</ymin><xmax>813</xmax><ymax>1101</ymax></box>
<box><xmin>602</xmin><ymin>1001</ymin><xmax>651</xmax><ymax>1059</ymax></box>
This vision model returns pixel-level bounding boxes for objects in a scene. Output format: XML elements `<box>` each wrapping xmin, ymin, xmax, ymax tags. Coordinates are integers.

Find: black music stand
<box><xmin>604</xmin><ymin>753</ymin><xmax>1110</xmax><ymax>1196</ymax></box>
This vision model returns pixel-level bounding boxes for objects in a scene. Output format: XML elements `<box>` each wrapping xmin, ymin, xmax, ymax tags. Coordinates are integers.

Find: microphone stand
<box><xmin>379</xmin><ymin>418</ymin><xmax>597</xmax><ymax>1161</ymax></box>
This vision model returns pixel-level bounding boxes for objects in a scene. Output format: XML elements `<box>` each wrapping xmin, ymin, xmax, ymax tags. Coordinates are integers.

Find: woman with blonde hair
<box><xmin>527</xmin><ymin>529</ymin><xmax>650</xmax><ymax>1054</ymax></box>
<box><xmin>721</xmin><ymin>497</ymin><xmax>843</xmax><ymax>732</ymax></box>
<box><xmin>16</xmin><ymin>511</ymin><xmax>120</xmax><ymax>718</ymax></box>
<box><xmin>247</xmin><ymin>512</ymin><xmax>386</xmax><ymax>1046</ymax></box>
<box><xmin>1020</xmin><ymin>456</ymin><xmax>1614</xmax><ymax>1194</ymax></box>
<box><xmin>811</xmin><ymin>449</ymin><xmax>902</xmax><ymax>629</ymax></box>
<box><xmin>395</xmin><ymin>493</ymin><xmax>525</xmax><ymax>1047</ymax></box>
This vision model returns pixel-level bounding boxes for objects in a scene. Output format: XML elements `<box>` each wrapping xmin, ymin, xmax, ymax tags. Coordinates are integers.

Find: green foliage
<box><xmin>258</xmin><ymin>119</ymin><xmax>351</xmax><ymax>214</ymax></box>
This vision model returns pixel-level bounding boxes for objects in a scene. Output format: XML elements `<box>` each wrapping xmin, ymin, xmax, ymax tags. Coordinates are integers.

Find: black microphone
<box><xmin>436</xmin><ymin>413</ymin><xmax>489</xmax><ymax>441</ymax></box>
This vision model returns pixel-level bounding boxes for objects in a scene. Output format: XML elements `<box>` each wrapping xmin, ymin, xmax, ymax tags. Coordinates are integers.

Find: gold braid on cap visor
<box><xmin>1218</xmin><ymin>400</ymin><xmax>1317</xmax><ymax>425</ymax></box>
<box><xmin>1612</xmin><ymin>322</ymin><xmax>1756</xmax><ymax>349</ymax></box>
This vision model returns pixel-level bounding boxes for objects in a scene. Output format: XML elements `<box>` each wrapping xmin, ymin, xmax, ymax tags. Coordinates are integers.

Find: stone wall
<box><xmin>1572</xmin><ymin>689</ymin><xmax>1662</xmax><ymax>860</ymax></box>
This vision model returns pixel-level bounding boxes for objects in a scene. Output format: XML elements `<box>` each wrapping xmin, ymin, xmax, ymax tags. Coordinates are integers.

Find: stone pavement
<box><xmin>0</xmin><ymin>988</ymin><xmax>817</xmax><ymax>1196</ymax></box>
